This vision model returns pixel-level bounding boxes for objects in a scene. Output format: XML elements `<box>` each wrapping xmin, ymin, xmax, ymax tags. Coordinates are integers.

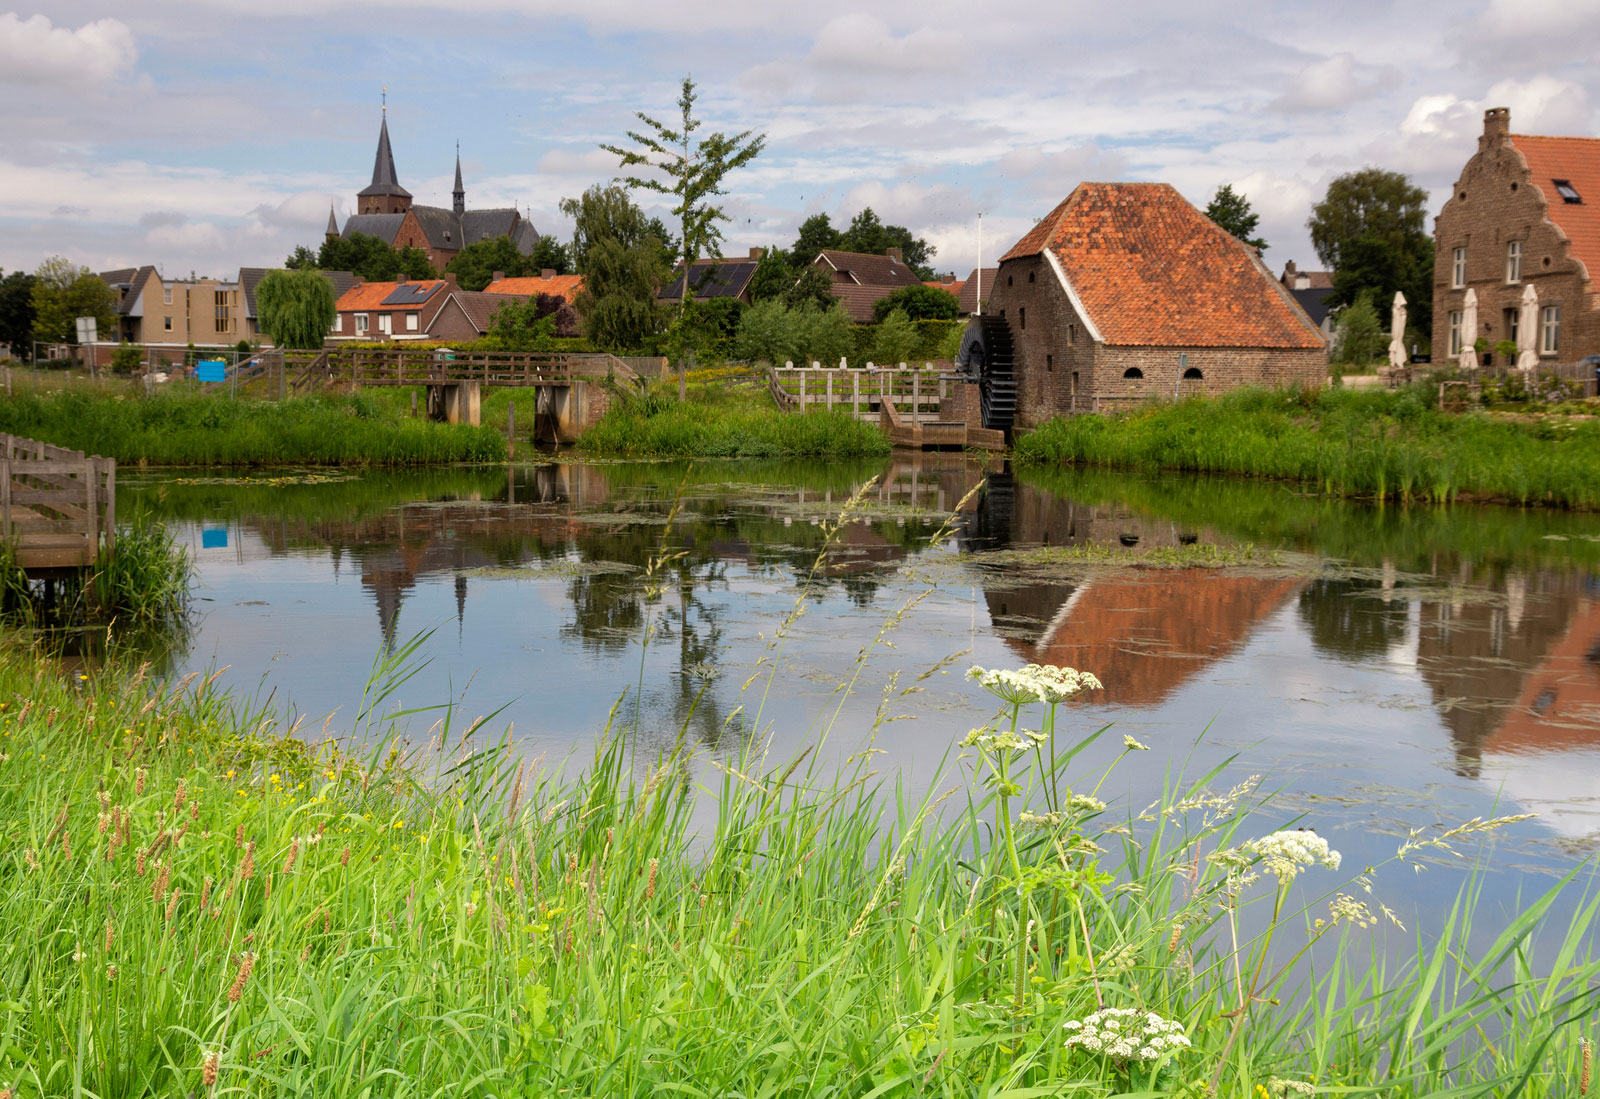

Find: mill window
<box><xmin>1182</xmin><ymin>367</ymin><xmax>1203</xmax><ymax>380</ymax></box>
<box><xmin>1451</xmin><ymin>247</ymin><xmax>1467</xmax><ymax>288</ymax></box>
<box><xmin>1123</xmin><ymin>367</ymin><xmax>1143</xmax><ymax>379</ymax></box>
<box><xmin>1018</xmin><ymin>307</ymin><xmax>1026</xmax><ymax>330</ymax></box>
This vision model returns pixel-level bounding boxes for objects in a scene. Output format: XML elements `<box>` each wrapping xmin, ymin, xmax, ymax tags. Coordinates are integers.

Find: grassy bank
<box><xmin>0</xmin><ymin>390</ymin><xmax>507</xmax><ymax>467</ymax></box>
<box><xmin>1013</xmin><ymin>386</ymin><xmax>1600</xmax><ymax>509</ymax></box>
<box><xmin>577</xmin><ymin>388</ymin><xmax>892</xmax><ymax>459</ymax></box>
<box><xmin>0</xmin><ymin>637</ymin><xmax>1593</xmax><ymax>1096</ymax></box>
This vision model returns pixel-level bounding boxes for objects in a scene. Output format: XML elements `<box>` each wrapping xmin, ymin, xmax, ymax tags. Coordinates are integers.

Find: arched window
<box><xmin>1183</xmin><ymin>367</ymin><xmax>1203</xmax><ymax>380</ymax></box>
<box><xmin>1123</xmin><ymin>367</ymin><xmax>1143</xmax><ymax>379</ymax></box>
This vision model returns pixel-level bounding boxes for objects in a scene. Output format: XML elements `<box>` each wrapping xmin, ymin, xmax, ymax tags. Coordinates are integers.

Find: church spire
<box><xmin>325</xmin><ymin>205</ymin><xmax>339</xmax><ymax>241</ymax></box>
<box><xmin>453</xmin><ymin>141</ymin><xmax>465</xmax><ymax>217</ymax></box>
<box><xmin>356</xmin><ymin>95</ymin><xmax>412</xmax><ymax>214</ymax></box>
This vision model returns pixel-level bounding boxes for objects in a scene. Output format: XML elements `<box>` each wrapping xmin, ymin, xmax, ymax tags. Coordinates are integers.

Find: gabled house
<box><xmin>1279</xmin><ymin>261</ymin><xmax>1337</xmax><ymax>339</ymax></box>
<box><xmin>1432</xmin><ymin>107</ymin><xmax>1600</xmax><ymax>367</ymax></box>
<box><xmin>810</xmin><ymin>247</ymin><xmax>923</xmax><ymax>321</ymax></box>
<box><xmin>967</xmin><ymin>182</ymin><xmax>1326</xmax><ymax>429</ymax></box>
<box><xmin>659</xmin><ymin>249</ymin><xmax>763</xmax><ymax>304</ymax></box>
<box><xmin>426</xmin><ymin>290</ymin><xmax>534</xmax><ymax>342</ymax></box>
<box><xmin>330</xmin><ymin>275</ymin><xmax>456</xmax><ymax>340</ymax></box>
<box><xmin>485</xmin><ymin>271</ymin><xmax>585</xmax><ymax>304</ymax></box>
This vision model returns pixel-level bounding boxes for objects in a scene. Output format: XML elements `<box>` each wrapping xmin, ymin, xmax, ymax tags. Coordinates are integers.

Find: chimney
<box><xmin>749</xmin><ymin>246</ymin><xmax>763</xmax><ymax>260</ymax></box>
<box><xmin>491</xmin><ymin>270</ymin><xmax>505</xmax><ymax>283</ymax></box>
<box><xmin>886</xmin><ymin>246</ymin><xmax>903</xmax><ymax>264</ymax></box>
<box><xmin>541</xmin><ymin>268</ymin><xmax>555</xmax><ymax>279</ymax></box>
<box><xmin>1481</xmin><ymin>107</ymin><xmax>1510</xmax><ymax>150</ymax></box>
<box><xmin>396</xmin><ymin>274</ymin><xmax>407</xmax><ymax>285</ymax></box>
<box><xmin>442</xmin><ymin>273</ymin><xmax>459</xmax><ymax>289</ymax></box>
<box><xmin>1294</xmin><ymin>274</ymin><xmax>1310</xmax><ymax>290</ymax></box>
<box><xmin>941</xmin><ymin>273</ymin><xmax>956</xmax><ymax>284</ymax></box>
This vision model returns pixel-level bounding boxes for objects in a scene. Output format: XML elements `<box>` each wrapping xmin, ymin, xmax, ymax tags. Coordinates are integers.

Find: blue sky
<box><xmin>1</xmin><ymin>1</ymin><xmax>1597</xmax><ymax>282</ymax></box>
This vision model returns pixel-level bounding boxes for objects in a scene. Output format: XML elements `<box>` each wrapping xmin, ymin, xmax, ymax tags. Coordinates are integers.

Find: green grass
<box><xmin>577</xmin><ymin>388</ymin><xmax>893</xmax><ymax>459</ymax></box>
<box><xmin>1013</xmin><ymin>386</ymin><xmax>1600</xmax><ymax>509</ymax></box>
<box><xmin>0</xmin><ymin>390</ymin><xmax>507</xmax><ymax>467</ymax></box>
<box><xmin>0</xmin><ymin>630</ymin><xmax>1593</xmax><ymax>1095</ymax></box>
<box><xmin>0</xmin><ymin>520</ymin><xmax>191</xmax><ymax>633</ymax></box>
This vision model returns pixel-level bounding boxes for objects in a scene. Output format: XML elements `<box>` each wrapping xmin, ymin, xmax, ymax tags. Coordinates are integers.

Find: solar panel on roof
<box><xmin>380</xmin><ymin>283</ymin><xmax>438</xmax><ymax>306</ymax></box>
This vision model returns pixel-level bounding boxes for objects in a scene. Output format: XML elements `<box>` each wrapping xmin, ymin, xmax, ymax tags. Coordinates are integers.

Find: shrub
<box><xmin>870</xmin><ymin>307</ymin><xmax>920</xmax><ymax>365</ymax></box>
<box><xmin>871</xmin><ymin>284</ymin><xmax>959</xmax><ymax>322</ymax></box>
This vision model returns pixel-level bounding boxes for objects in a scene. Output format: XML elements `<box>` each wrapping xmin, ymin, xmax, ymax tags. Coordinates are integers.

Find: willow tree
<box><xmin>256</xmin><ymin>269</ymin><xmax>336</xmax><ymax>350</ymax></box>
<box><xmin>602</xmin><ymin>76</ymin><xmax>764</xmax><ymax>384</ymax></box>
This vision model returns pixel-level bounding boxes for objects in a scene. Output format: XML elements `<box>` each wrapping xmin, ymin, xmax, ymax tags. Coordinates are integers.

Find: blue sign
<box><xmin>196</xmin><ymin>359</ymin><xmax>227</xmax><ymax>383</ymax></box>
<box><xmin>201</xmin><ymin>527</ymin><xmax>228</xmax><ymax>549</ymax></box>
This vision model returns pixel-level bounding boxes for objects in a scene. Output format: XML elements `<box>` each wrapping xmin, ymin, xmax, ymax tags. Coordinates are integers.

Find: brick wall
<box><xmin>1095</xmin><ymin>346</ymin><xmax>1326</xmax><ymax>403</ymax></box>
<box><xmin>1433</xmin><ymin>127</ymin><xmax>1599</xmax><ymax>366</ymax></box>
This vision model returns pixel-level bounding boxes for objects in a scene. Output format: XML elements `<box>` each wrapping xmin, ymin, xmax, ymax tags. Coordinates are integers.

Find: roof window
<box><xmin>1553</xmin><ymin>179</ymin><xmax>1581</xmax><ymax>204</ymax></box>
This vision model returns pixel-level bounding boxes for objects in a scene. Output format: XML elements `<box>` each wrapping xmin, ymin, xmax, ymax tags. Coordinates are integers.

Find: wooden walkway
<box><xmin>0</xmin><ymin>435</ymin><xmax>115</xmax><ymax>572</ymax></box>
<box><xmin>280</xmin><ymin>348</ymin><xmax>644</xmax><ymax>393</ymax></box>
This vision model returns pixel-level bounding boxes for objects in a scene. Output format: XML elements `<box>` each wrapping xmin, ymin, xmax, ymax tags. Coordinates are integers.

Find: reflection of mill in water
<box><xmin>962</xmin><ymin>470</ymin><xmax>1305</xmax><ymax>708</ymax></box>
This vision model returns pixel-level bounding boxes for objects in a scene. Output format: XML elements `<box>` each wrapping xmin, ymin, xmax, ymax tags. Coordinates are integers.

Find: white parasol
<box><xmin>1388</xmin><ymin>291</ymin><xmax>1407</xmax><ymax>368</ymax></box>
<box><xmin>1516</xmin><ymin>282</ymin><xmax>1540</xmax><ymax>373</ymax></box>
<box><xmin>1457</xmin><ymin>288</ymin><xmax>1479</xmax><ymax>371</ymax></box>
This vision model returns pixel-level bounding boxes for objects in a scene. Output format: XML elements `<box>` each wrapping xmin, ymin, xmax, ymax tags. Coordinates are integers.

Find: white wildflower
<box><xmin>1062</xmin><ymin>1007</ymin><xmax>1190</xmax><ymax>1062</ymax></box>
<box><xmin>1018</xmin><ymin>810</ymin><xmax>1063</xmax><ymax>832</ymax></box>
<box><xmin>1327</xmin><ymin>893</ymin><xmax>1375</xmax><ymax>929</ymax></box>
<box><xmin>1265</xmin><ymin>1078</ymin><xmax>1316</xmax><ymax>1098</ymax></box>
<box><xmin>968</xmin><ymin>664</ymin><xmax>1102</xmax><ymax>706</ymax></box>
<box><xmin>1066</xmin><ymin>793</ymin><xmax>1107</xmax><ymax>814</ymax></box>
<box><xmin>1122</xmin><ymin>735</ymin><xmax>1150</xmax><ymax>751</ymax></box>
<box><xmin>1242</xmin><ymin>830</ymin><xmax>1341</xmax><ymax>880</ymax></box>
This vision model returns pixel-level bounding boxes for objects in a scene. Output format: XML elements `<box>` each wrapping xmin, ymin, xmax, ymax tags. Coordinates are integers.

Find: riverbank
<box><xmin>0</xmin><ymin>640</ymin><xmax>1592</xmax><ymax>1096</ymax></box>
<box><xmin>1012</xmin><ymin>386</ymin><xmax>1600</xmax><ymax>509</ymax></box>
<box><xmin>576</xmin><ymin>387</ymin><xmax>891</xmax><ymax>459</ymax></box>
<box><xmin>0</xmin><ymin>389</ymin><xmax>506</xmax><ymax>466</ymax></box>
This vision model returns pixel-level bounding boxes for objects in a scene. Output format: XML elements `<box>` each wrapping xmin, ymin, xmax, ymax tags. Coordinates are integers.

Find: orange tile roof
<box><xmin>1001</xmin><ymin>183</ymin><xmax>1325</xmax><ymax>348</ymax></box>
<box><xmin>334</xmin><ymin>280</ymin><xmax>446</xmax><ymax>312</ymax></box>
<box><xmin>484</xmin><ymin>274</ymin><xmax>585</xmax><ymax>302</ymax></box>
<box><xmin>1508</xmin><ymin>133</ymin><xmax>1600</xmax><ymax>281</ymax></box>
<box><xmin>925</xmin><ymin>278</ymin><xmax>966</xmax><ymax>298</ymax></box>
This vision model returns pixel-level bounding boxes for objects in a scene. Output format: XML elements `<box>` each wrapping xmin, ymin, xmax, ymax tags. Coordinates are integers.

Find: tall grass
<box><xmin>578</xmin><ymin>389</ymin><xmax>892</xmax><ymax>459</ymax></box>
<box><xmin>1013</xmin><ymin>386</ymin><xmax>1600</xmax><ymax>509</ymax></box>
<box><xmin>0</xmin><ymin>520</ymin><xmax>191</xmax><ymax>629</ymax></box>
<box><xmin>0</xmin><ymin>390</ymin><xmax>507</xmax><ymax>467</ymax></box>
<box><xmin>0</xmin><ymin>636</ymin><xmax>1593</xmax><ymax>1095</ymax></box>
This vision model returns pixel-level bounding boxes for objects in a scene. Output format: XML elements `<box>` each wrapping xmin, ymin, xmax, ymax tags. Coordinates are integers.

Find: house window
<box><xmin>355</xmin><ymin>313</ymin><xmax>369</xmax><ymax>334</ymax></box>
<box><xmin>1123</xmin><ymin>367</ymin><xmax>1143</xmax><ymax>379</ymax></box>
<box><xmin>163</xmin><ymin>317</ymin><xmax>172</xmax><ymax>332</ymax></box>
<box><xmin>1183</xmin><ymin>367</ymin><xmax>1203</xmax><ymax>380</ymax></box>
<box><xmin>406</xmin><ymin>312</ymin><xmax>419</xmax><ymax>332</ymax></box>
<box><xmin>331</xmin><ymin>316</ymin><xmax>342</xmax><ymax>335</ymax></box>
<box><xmin>1046</xmin><ymin>354</ymin><xmax>1053</xmax><ymax>372</ymax></box>
<box><xmin>1553</xmin><ymin>179</ymin><xmax>1581</xmax><ymax>204</ymax></box>
<box><xmin>1506</xmin><ymin>241</ymin><xmax>1522</xmax><ymax>283</ymax></box>
<box><xmin>1448</xmin><ymin>311</ymin><xmax>1463</xmax><ymax>355</ymax></box>
<box><xmin>1503</xmin><ymin>308</ymin><xmax>1518</xmax><ymax>347</ymax></box>
<box><xmin>378</xmin><ymin>313</ymin><xmax>392</xmax><ymax>335</ymax></box>
<box><xmin>1541</xmin><ymin>305</ymin><xmax>1561</xmax><ymax>353</ymax></box>
<box><xmin>163</xmin><ymin>287</ymin><xmax>172</xmax><ymax>305</ymax></box>
<box><xmin>1068</xmin><ymin>324</ymin><xmax>1077</xmax><ymax>342</ymax></box>
<box><xmin>1018</xmin><ymin>307</ymin><xmax>1026</xmax><ymax>330</ymax></box>
<box><xmin>214</xmin><ymin>290</ymin><xmax>230</xmax><ymax>331</ymax></box>
<box><xmin>1451</xmin><ymin>247</ymin><xmax>1467</xmax><ymax>288</ymax></box>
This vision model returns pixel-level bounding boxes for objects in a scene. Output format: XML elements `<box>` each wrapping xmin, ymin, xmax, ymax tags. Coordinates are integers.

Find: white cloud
<box><xmin>1269</xmin><ymin>53</ymin><xmax>1394</xmax><ymax>113</ymax></box>
<box><xmin>807</xmin><ymin>14</ymin><xmax>961</xmax><ymax>74</ymax></box>
<box><xmin>0</xmin><ymin>13</ymin><xmax>136</xmax><ymax>88</ymax></box>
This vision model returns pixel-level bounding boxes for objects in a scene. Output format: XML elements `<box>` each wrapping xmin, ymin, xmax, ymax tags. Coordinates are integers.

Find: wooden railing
<box><xmin>287</xmin><ymin>348</ymin><xmax>642</xmax><ymax>392</ymax></box>
<box><xmin>768</xmin><ymin>366</ymin><xmax>960</xmax><ymax>422</ymax></box>
<box><xmin>0</xmin><ymin>435</ymin><xmax>115</xmax><ymax>570</ymax></box>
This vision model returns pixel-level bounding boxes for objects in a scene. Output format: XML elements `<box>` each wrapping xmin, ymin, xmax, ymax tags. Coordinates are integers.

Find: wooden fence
<box><xmin>768</xmin><ymin>367</ymin><xmax>962</xmax><ymax>422</ymax></box>
<box><xmin>0</xmin><ymin>435</ymin><xmax>115</xmax><ymax>571</ymax></box>
<box><xmin>283</xmin><ymin>348</ymin><xmax>643</xmax><ymax>392</ymax></box>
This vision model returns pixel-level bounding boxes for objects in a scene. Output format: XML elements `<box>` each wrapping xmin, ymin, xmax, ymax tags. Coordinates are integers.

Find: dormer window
<box><xmin>1553</xmin><ymin>179</ymin><xmax>1581</xmax><ymax>204</ymax></box>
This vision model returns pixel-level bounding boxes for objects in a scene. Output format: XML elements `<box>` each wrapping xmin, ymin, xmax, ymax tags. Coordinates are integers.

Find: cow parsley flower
<box><xmin>1242</xmin><ymin>830</ymin><xmax>1341</xmax><ymax>880</ymax></box>
<box><xmin>968</xmin><ymin>664</ymin><xmax>1102</xmax><ymax>706</ymax></box>
<box><xmin>1062</xmin><ymin>1007</ymin><xmax>1190</xmax><ymax>1062</ymax></box>
<box><xmin>1264</xmin><ymin>1078</ymin><xmax>1316</xmax><ymax>1098</ymax></box>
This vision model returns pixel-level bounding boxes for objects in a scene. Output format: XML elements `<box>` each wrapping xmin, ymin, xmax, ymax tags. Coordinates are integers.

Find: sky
<box><xmin>1</xmin><ymin>1</ymin><xmax>1597</xmax><ymax>283</ymax></box>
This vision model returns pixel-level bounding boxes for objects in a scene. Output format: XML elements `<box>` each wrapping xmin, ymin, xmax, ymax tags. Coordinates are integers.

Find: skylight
<box><xmin>1553</xmin><ymin>179</ymin><xmax>1582</xmax><ymax>204</ymax></box>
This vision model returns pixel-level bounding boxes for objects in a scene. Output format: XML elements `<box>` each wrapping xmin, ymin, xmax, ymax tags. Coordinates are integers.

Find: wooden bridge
<box><xmin>0</xmin><ymin>435</ymin><xmax>115</xmax><ymax>572</ymax></box>
<box><xmin>765</xmin><ymin>365</ymin><xmax>1007</xmax><ymax>449</ymax></box>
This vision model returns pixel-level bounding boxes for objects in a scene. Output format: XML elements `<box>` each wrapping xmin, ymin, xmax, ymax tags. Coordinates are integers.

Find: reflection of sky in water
<box><xmin>135</xmin><ymin>460</ymin><xmax>1600</xmax><ymax>936</ymax></box>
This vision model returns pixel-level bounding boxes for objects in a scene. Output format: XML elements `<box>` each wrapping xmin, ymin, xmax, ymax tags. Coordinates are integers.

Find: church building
<box><xmin>327</xmin><ymin>109</ymin><xmax>541</xmax><ymax>271</ymax></box>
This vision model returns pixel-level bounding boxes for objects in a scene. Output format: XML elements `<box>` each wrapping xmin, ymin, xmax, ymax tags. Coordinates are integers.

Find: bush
<box><xmin>871</xmin><ymin>284</ymin><xmax>959</xmax><ymax>322</ymax></box>
<box><xmin>870</xmin><ymin>308</ymin><xmax>920</xmax><ymax>365</ymax></box>
<box><xmin>110</xmin><ymin>345</ymin><xmax>144</xmax><ymax>375</ymax></box>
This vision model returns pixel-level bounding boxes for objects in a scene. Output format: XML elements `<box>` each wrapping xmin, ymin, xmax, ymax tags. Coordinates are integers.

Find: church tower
<box><xmin>452</xmin><ymin>143</ymin><xmax>465</xmax><ymax>218</ymax></box>
<box><xmin>356</xmin><ymin>104</ymin><xmax>412</xmax><ymax>216</ymax></box>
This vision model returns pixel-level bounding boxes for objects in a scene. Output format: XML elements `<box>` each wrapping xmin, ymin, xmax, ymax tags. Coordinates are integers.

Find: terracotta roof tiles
<box><xmin>814</xmin><ymin>249</ymin><xmax>922</xmax><ymax>288</ymax></box>
<box><xmin>1508</xmin><ymin>133</ymin><xmax>1600</xmax><ymax>281</ymax></box>
<box><xmin>1001</xmin><ymin>182</ymin><xmax>1325</xmax><ymax>348</ymax></box>
<box><xmin>335</xmin><ymin>280</ymin><xmax>446</xmax><ymax>312</ymax></box>
<box><xmin>485</xmin><ymin>274</ymin><xmax>584</xmax><ymax>302</ymax></box>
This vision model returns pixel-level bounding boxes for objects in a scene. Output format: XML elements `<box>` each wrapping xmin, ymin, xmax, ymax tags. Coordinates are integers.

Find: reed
<box><xmin>1012</xmin><ymin>386</ymin><xmax>1600</xmax><ymax>509</ymax></box>
<box><xmin>0</xmin><ymin>626</ymin><xmax>1591</xmax><ymax>1097</ymax></box>
<box><xmin>0</xmin><ymin>390</ymin><xmax>506</xmax><ymax>467</ymax></box>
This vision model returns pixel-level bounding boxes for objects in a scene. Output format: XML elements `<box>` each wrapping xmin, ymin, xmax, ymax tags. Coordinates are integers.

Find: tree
<box><xmin>788</xmin><ymin>214</ymin><xmax>841</xmax><ymax>269</ymax></box>
<box><xmin>735</xmin><ymin>300</ymin><xmax>854</xmax><ymax>366</ymax></box>
<box><xmin>0</xmin><ymin>270</ymin><xmax>37</xmax><ymax>355</ymax></box>
<box><xmin>446</xmin><ymin>237</ymin><xmax>530</xmax><ymax>292</ymax></box>
<box><xmin>783</xmin><ymin>267</ymin><xmax>838</xmax><ymax>312</ymax></box>
<box><xmin>837</xmin><ymin>208</ymin><xmax>936</xmax><ymax>279</ymax></box>
<box><xmin>870</xmin><ymin>308</ymin><xmax>920</xmax><ymax>364</ymax></box>
<box><xmin>29</xmin><ymin>258</ymin><xmax>116</xmax><ymax>344</ymax></box>
<box><xmin>484</xmin><ymin>297</ymin><xmax>561</xmax><ymax>351</ymax></box>
<box><xmin>526</xmin><ymin>235</ymin><xmax>572</xmax><ymax>275</ymax></box>
<box><xmin>574</xmin><ymin>237</ymin><xmax>665</xmax><ymax>353</ymax></box>
<box><xmin>746</xmin><ymin>246</ymin><xmax>793</xmax><ymax>303</ymax></box>
<box><xmin>1331</xmin><ymin>291</ymin><xmax>1384</xmax><ymax>365</ymax></box>
<box><xmin>284</xmin><ymin>245</ymin><xmax>319</xmax><ymax>271</ymax></box>
<box><xmin>256</xmin><ymin>269</ymin><xmax>336</xmax><ymax>350</ymax></box>
<box><xmin>1308</xmin><ymin>168</ymin><xmax>1433</xmax><ymax>336</ymax></box>
<box><xmin>603</xmin><ymin>75</ymin><xmax>765</xmax><ymax>368</ymax></box>
<box><xmin>872</xmin><ymin>284</ymin><xmax>958</xmax><ymax>323</ymax></box>
<box><xmin>560</xmin><ymin>184</ymin><xmax>664</xmax><ymax>273</ymax></box>
<box><xmin>314</xmin><ymin>233</ymin><xmax>436</xmax><ymax>282</ymax></box>
<box><xmin>1205</xmin><ymin>184</ymin><xmax>1267</xmax><ymax>251</ymax></box>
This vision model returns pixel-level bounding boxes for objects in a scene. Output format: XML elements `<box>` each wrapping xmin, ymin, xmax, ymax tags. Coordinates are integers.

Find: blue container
<box><xmin>196</xmin><ymin>360</ymin><xmax>227</xmax><ymax>383</ymax></box>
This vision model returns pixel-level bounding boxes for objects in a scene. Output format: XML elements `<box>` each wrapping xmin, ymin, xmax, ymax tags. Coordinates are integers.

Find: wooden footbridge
<box><xmin>0</xmin><ymin>435</ymin><xmax>115</xmax><ymax>573</ymax></box>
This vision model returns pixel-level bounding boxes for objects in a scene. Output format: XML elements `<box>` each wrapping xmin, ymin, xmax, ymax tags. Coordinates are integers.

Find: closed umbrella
<box><xmin>1458</xmin><ymin>288</ymin><xmax>1479</xmax><ymax>371</ymax></box>
<box><xmin>1388</xmin><ymin>291</ymin><xmax>1407</xmax><ymax>368</ymax></box>
<box><xmin>1516</xmin><ymin>282</ymin><xmax>1540</xmax><ymax>373</ymax></box>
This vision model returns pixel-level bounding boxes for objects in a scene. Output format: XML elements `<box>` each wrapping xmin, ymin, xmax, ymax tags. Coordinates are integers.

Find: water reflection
<box><xmin>119</xmin><ymin>458</ymin><xmax>1600</xmax><ymax>855</ymax></box>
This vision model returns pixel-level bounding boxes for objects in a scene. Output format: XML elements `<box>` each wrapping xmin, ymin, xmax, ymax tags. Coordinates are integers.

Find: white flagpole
<box><xmin>975</xmin><ymin>214</ymin><xmax>982</xmax><ymax>317</ymax></box>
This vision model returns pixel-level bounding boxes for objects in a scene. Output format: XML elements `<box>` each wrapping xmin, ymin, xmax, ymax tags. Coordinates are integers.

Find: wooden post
<box><xmin>411</xmin><ymin>391</ymin><xmax>418</xmax><ymax>417</ymax></box>
<box><xmin>0</xmin><ymin>457</ymin><xmax>10</xmax><ymax>547</ymax></box>
<box><xmin>798</xmin><ymin>370</ymin><xmax>806</xmax><ymax>410</ymax></box>
<box><xmin>826</xmin><ymin>371</ymin><xmax>833</xmax><ymax>410</ymax></box>
<box><xmin>102</xmin><ymin>458</ymin><xmax>115</xmax><ymax>555</ymax></box>
<box><xmin>852</xmin><ymin>371</ymin><xmax>860</xmax><ymax>417</ymax></box>
<box><xmin>508</xmin><ymin>401</ymin><xmax>516</xmax><ymax>461</ymax></box>
<box><xmin>84</xmin><ymin>457</ymin><xmax>98</xmax><ymax>562</ymax></box>
<box><xmin>912</xmin><ymin>370</ymin><xmax>920</xmax><ymax>424</ymax></box>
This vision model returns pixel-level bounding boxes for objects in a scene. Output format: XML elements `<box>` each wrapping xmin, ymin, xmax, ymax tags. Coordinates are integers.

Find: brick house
<box><xmin>426</xmin><ymin>291</ymin><xmax>534</xmax><ymax>342</ymax></box>
<box><xmin>330</xmin><ymin>275</ymin><xmax>456</xmax><ymax>340</ymax></box>
<box><xmin>330</xmin><ymin>111</ymin><xmax>540</xmax><ymax>272</ymax></box>
<box><xmin>658</xmin><ymin>249</ymin><xmax>764</xmax><ymax>305</ymax></box>
<box><xmin>965</xmin><ymin>182</ymin><xmax>1326</xmax><ymax>430</ymax></box>
<box><xmin>1432</xmin><ymin>107</ymin><xmax>1599</xmax><ymax>368</ymax></box>
<box><xmin>810</xmin><ymin>247</ymin><xmax>923</xmax><ymax>321</ymax></box>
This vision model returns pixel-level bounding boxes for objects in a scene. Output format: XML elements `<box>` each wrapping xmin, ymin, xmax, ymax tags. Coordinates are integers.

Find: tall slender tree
<box><xmin>602</xmin><ymin>76</ymin><xmax>765</xmax><ymax>378</ymax></box>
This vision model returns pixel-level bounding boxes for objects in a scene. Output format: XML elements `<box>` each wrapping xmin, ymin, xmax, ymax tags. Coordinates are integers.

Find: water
<box><xmin>117</xmin><ymin>457</ymin><xmax>1600</xmax><ymax>925</ymax></box>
